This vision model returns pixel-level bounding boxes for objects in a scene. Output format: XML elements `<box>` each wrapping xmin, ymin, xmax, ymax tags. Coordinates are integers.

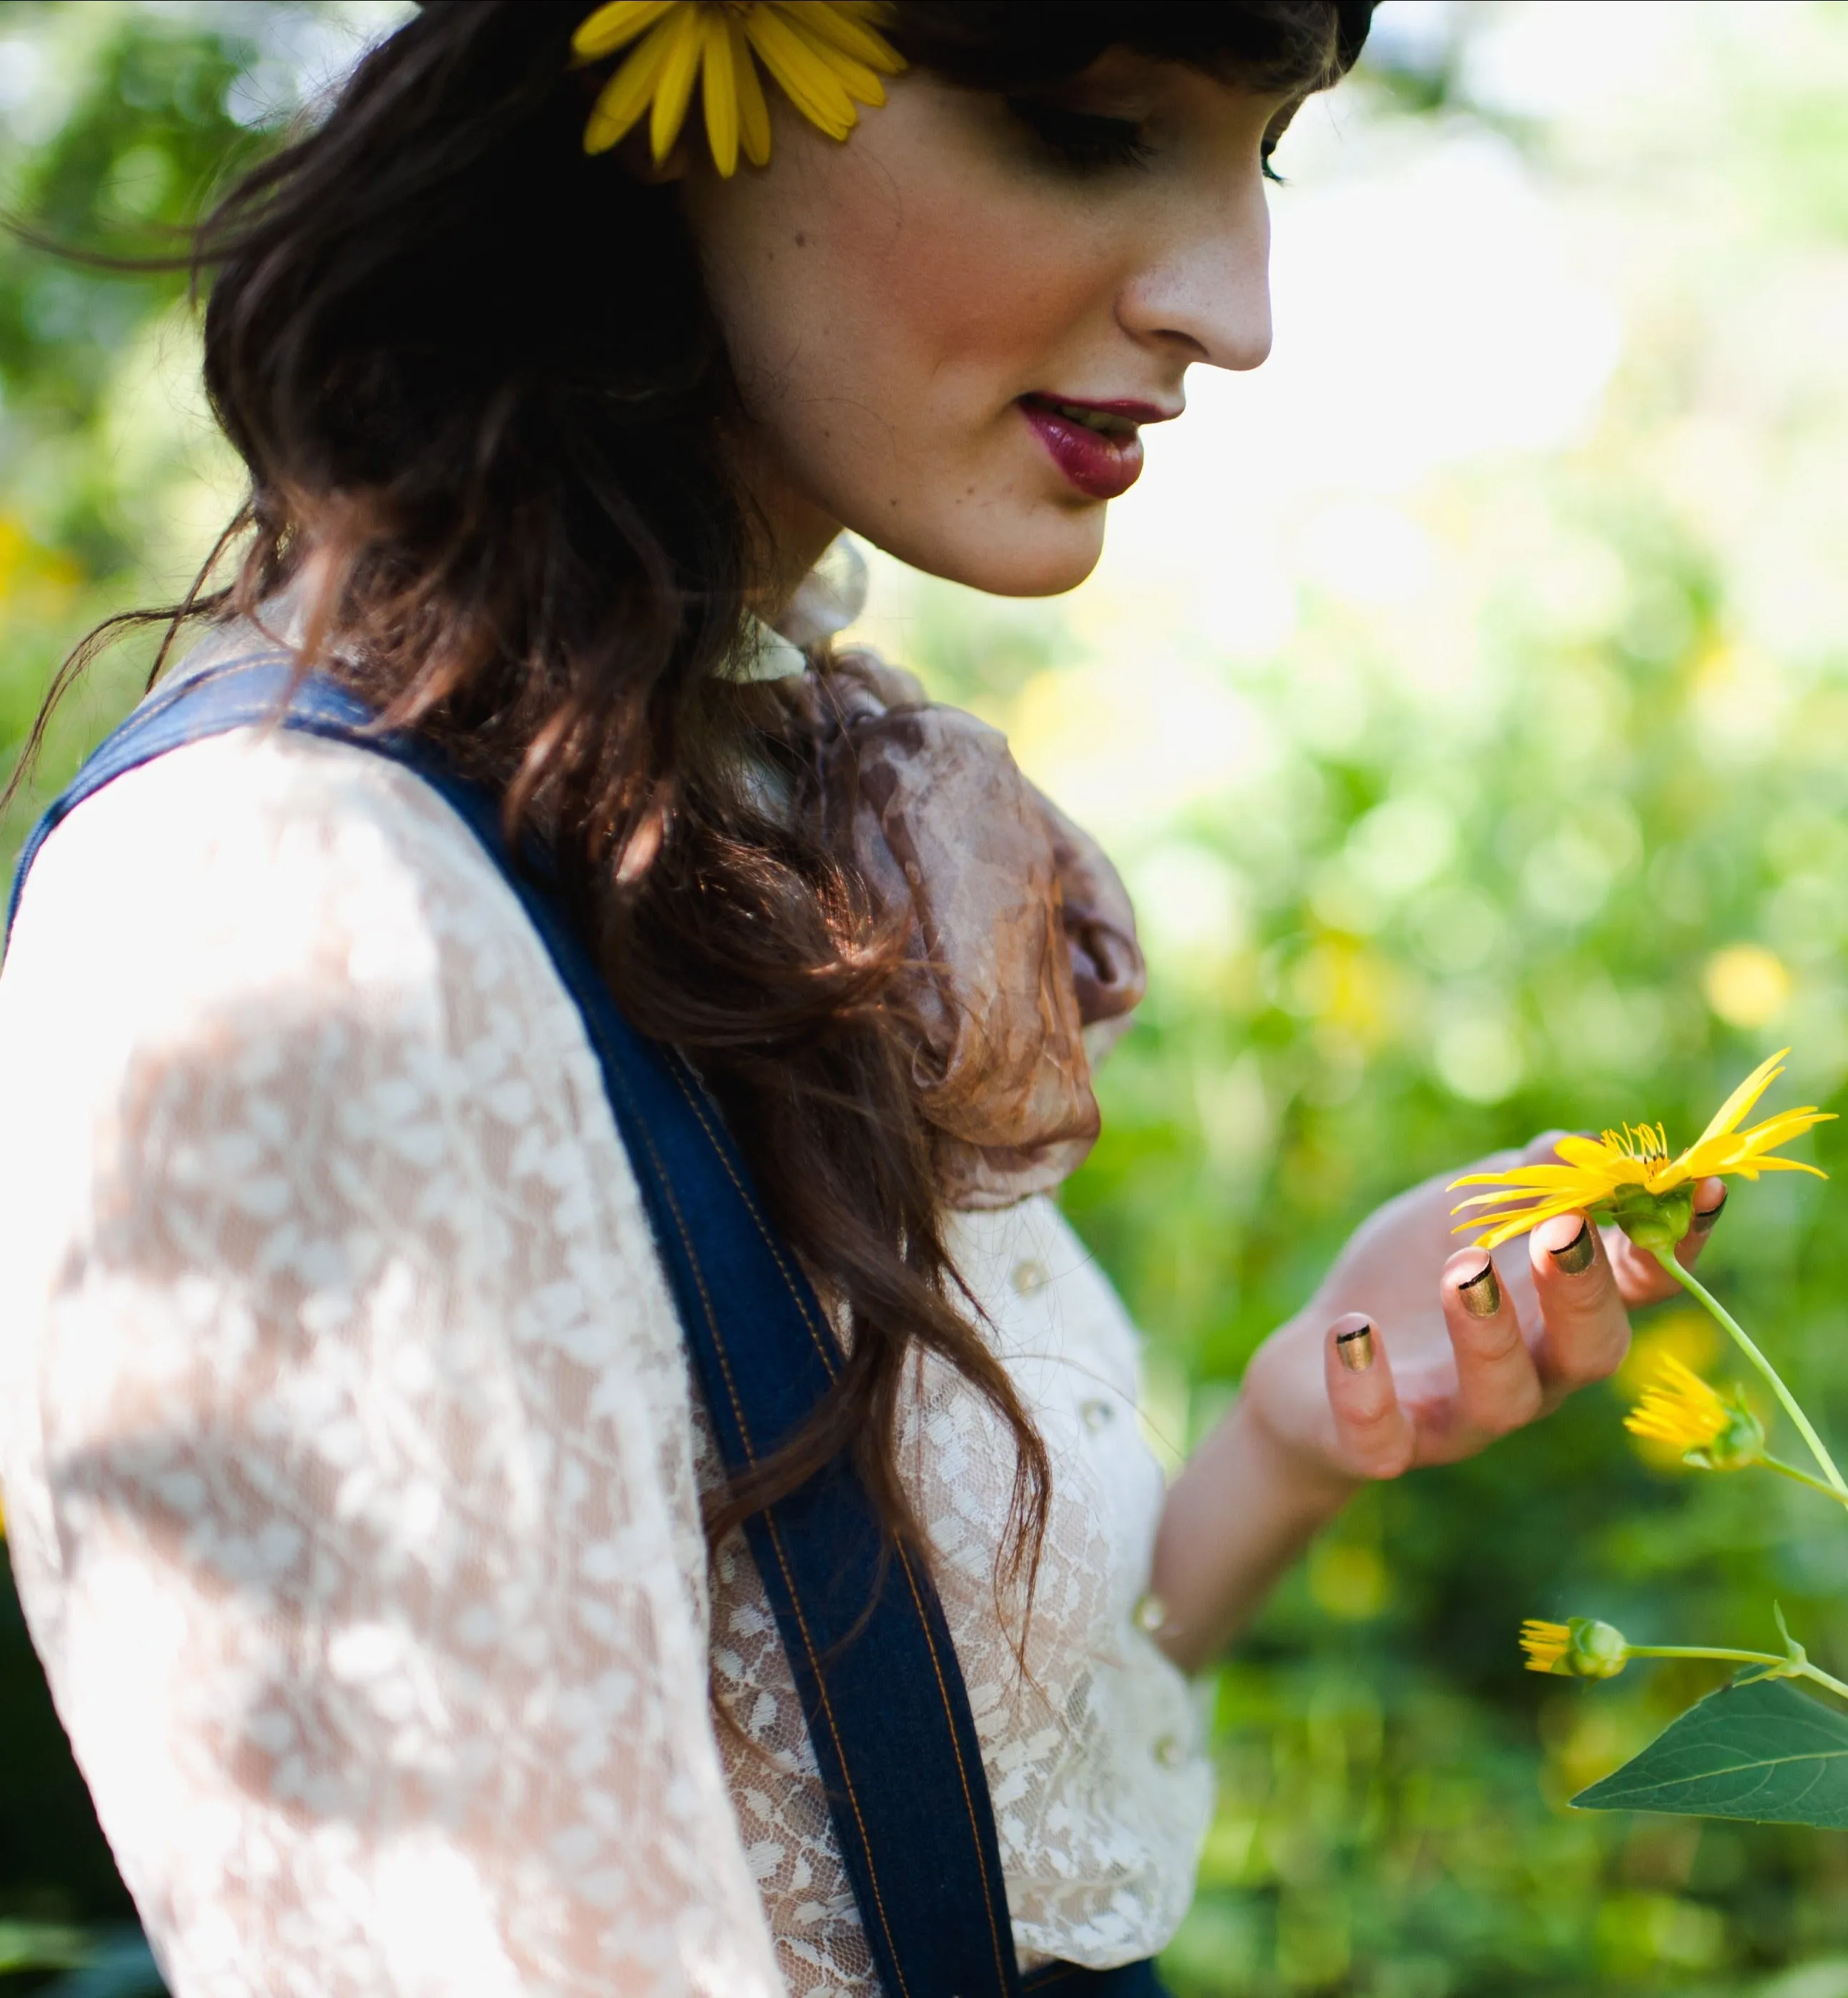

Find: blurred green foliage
<box><xmin>7</xmin><ymin>3</ymin><xmax>1848</xmax><ymax>1995</ymax></box>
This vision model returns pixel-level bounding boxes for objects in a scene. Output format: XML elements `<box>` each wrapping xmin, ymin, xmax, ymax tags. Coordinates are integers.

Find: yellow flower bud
<box><xmin>1625</xmin><ymin>1357</ymin><xmax>1764</xmax><ymax>1470</ymax></box>
<box><xmin>1521</xmin><ymin>1616</ymin><xmax>1629</xmax><ymax>1680</ymax></box>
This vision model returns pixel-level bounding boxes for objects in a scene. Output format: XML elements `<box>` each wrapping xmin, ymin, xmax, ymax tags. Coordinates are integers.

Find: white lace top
<box><xmin>0</xmin><ymin>716</ymin><xmax>1212</xmax><ymax>1998</ymax></box>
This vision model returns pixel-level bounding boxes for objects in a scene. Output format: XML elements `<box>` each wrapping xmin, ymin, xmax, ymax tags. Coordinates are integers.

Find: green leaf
<box><xmin>1574</xmin><ymin>1677</ymin><xmax>1848</xmax><ymax>1826</ymax></box>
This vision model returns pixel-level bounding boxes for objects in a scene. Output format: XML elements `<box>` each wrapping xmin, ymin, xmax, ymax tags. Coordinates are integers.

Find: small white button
<box><xmin>1133</xmin><ymin>1593</ymin><xmax>1167</xmax><ymax>1635</ymax></box>
<box><xmin>1153</xmin><ymin>1732</ymin><xmax>1184</xmax><ymax>1769</ymax></box>
<box><xmin>1080</xmin><ymin>1398</ymin><xmax>1113</xmax><ymax>1432</ymax></box>
<box><xmin>1010</xmin><ymin>1259</ymin><xmax>1049</xmax><ymax>1296</ymax></box>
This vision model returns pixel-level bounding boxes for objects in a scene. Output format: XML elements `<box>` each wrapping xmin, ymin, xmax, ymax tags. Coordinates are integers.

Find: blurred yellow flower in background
<box><xmin>1625</xmin><ymin>1356</ymin><xmax>1728</xmax><ymax>1450</ymax></box>
<box><xmin>1615</xmin><ymin>1310</ymin><xmax>1719</xmax><ymax>1400</ymax></box>
<box><xmin>1624</xmin><ymin>1356</ymin><xmax>1763</xmax><ymax>1470</ymax></box>
<box><xmin>573</xmin><ymin>0</ymin><xmax>901</xmax><ymax>174</ymax></box>
<box><xmin>1704</xmin><ymin>945</ymin><xmax>1791</xmax><ymax>1031</ymax></box>
<box><xmin>1450</xmin><ymin>1049</ymin><xmax>1832</xmax><ymax>1252</ymax></box>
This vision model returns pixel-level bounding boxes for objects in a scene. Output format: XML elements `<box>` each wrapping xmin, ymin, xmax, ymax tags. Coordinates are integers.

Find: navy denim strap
<box><xmin>6</xmin><ymin>656</ymin><xmax>1167</xmax><ymax>1998</ymax></box>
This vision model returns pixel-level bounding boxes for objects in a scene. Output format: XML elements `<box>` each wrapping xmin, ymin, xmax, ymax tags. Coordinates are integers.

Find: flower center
<box><xmin>1607</xmin><ymin>1120</ymin><xmax>1672</xmax><ymax>1168</ymax></box>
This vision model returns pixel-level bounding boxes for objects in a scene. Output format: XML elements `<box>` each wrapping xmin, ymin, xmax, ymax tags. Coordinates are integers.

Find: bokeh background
<box><xmin>4</xmin><ymin>2</ymin><xmax>1848</xmax><ymax>1992</ymax></box>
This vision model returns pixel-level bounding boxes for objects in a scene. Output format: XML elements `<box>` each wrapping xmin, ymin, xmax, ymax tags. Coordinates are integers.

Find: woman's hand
<box><xmin>1242</xmin><ymin>1137</ymin><xmax>1725</xmax><ymax>1486</ymax></box>
<box><xmin>1149</xmin><ymin>1138</ymin><xmax>1727</xmax><ymax>1672</ymax></box>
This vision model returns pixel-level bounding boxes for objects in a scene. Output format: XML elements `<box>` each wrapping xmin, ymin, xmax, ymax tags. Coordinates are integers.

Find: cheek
<box><xmin>688</xmin><ymin>106</ymin><xmax>1125</xmax><ymax>594</ymax></box>
<box><xmin>749</xmin><ymin>154</ymin><xmax>1109</xmax><ymax>485</ymax></box>
<box><xmin>852</xmin><ymin>192</ymin><xmax>1090</xmax><ymax>397</ymax></box>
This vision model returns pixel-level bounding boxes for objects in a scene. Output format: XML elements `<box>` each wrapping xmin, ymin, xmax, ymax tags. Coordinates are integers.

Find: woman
<box><xmin>0</xmin><ymin>5</ymin><xmax>1724</xmax><ymax>1995</ymax></box>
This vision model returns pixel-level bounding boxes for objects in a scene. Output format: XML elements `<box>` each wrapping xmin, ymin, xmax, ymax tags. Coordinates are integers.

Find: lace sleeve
<box><xmin>0</xmin><ymin>731</ymin><xmax>785</xmax><ymax>1998</ymax></box>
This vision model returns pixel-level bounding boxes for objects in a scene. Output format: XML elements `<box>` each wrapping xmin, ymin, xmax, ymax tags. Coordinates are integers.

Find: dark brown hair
<box><xmin>24</xmin><ymin>0</ymin><xmax>1368</xmax><ymax>1589</ymax></box>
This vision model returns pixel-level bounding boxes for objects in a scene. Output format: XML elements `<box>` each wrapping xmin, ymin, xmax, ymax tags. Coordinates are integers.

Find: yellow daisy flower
<box><xmin>1450</xmin><ymin>1048</ymin><xmax>1832</xmax><ymax>1252</ymax></box>
<box><xmin>1521</xmin><ymin>1616</ymin><xmax>1628</xmax><ymax>1679</ymax></box>
<box><xmin>573</xmin><ymin>1</ymin><xmax>903</xmax><ymax>175</ymax></box>
<box><xmin>1624</xmin><ymin>1355</ymin><xmax>1763</xmax><ymax>1469</ymax></box>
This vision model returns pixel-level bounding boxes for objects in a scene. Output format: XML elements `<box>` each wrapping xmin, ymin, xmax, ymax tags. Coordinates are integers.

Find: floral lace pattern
<box><xmin>0</xmin><ymin>728</ymin><xmax>1210</xmax><ymax>1998</ymax></box>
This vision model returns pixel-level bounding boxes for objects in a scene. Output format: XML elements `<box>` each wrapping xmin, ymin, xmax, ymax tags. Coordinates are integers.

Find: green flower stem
<box><xmin>1624</xmin><ymin>1645</ymin><xmax>1848</xmax><ymax>1704</ymax></box>
<box><xmin>1652</xmin><ymin>1248</ymin><xmax>1848</xmax><ymax>1501</ymax></box>
<box><xmin>1762</xmin><ymin>1453</ymin><xmax>1848</xmax><ymax>1505</ymax></box>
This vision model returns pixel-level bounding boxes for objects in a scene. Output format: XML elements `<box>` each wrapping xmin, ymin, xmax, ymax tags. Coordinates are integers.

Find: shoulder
<box><xmin>3</xmin><ymin>723</ymin><xmax>571</xmax><ymax>1080</ymax></box>
<box><xmin>0</xmin><ymin>715</ymin><xmax>708</xmax><ymax>1577</ymax></box>
<box><xmin>0</xmin><ymin>724</ymin><xmax>622</xmax><ymax>1282</ymax></box>
<box><xmin>13</xmin><ymin>724</ymin><xmax>505</xmax><ymax>984</ymax></box>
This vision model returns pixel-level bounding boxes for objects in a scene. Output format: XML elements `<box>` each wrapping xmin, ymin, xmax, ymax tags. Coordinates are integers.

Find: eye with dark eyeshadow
<box><xmin>1005</xmin><ymin>96</ymin><xmax>1153</xmax><ymax>172</ymax></box>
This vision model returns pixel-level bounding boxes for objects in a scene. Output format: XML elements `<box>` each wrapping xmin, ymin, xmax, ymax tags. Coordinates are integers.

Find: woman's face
<box><xmin>676</xmin><ymin>55</ymin><xmax>1293</xmax><ymax>600</ymax></box>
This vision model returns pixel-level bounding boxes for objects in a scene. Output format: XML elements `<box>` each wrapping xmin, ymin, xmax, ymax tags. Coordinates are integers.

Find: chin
<box><xmin>894</xmin><ymin>511</ymin><xmax>1108</xmax><ymax>599</ymax></box>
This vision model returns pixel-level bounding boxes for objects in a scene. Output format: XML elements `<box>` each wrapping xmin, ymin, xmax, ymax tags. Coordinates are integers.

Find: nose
<box><xmin>1117</xmin><ymin>174</ymin><xmax>1274</xmax><ymax>375</ymax></box>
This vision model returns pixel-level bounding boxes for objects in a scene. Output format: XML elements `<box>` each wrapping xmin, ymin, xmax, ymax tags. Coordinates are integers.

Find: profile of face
<box><xmin>674</xmin><ymin>55</ymin><xmax>1292</xmax><ymax>601</ymax></box>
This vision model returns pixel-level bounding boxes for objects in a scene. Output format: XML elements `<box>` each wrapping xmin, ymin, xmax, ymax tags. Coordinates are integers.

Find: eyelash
<box><xmin>1005</xmin><ymin>99</ymin><xmax>1153</xmax><ymax>172</ymax></box>
<box><xmin>1005</xmin><ymin>98</ymin><xmax>1290</xmax><ymax>184</ymax></box>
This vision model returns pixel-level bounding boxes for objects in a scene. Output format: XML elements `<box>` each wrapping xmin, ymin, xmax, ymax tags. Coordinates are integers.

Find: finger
<box><xmin>1443</xmin><ymin>1249</ymin><xmax>1545</xmax><ymax>1437</ymax></box>
<box><xmin>1530</xmin><ymin>1210</ymin><xmax>1631</xmax><ymax>1391</ymax></box>
<box><xmin>1678</xmin><ymin>1177</ymin><xmax>1728</xmax><ymax>1265</ymax></box>
<box><xmin>1607</xmin><ymin>1177</ymin><xmax>1728</xmax><ymax>1305</ymax></box>
<box><xmin>1323</xmin><ymin>1312</ymin><xmax>1416</xmax><ymax>1479</ymax></box>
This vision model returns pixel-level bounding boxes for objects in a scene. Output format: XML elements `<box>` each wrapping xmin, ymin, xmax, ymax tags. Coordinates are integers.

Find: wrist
<box><xmin>1151</xmin><ymin>1375</ymin><xmax>1360</xmax><ymax>1672</ymax></box>
<box><xmin>1227</xmin><ymin>1385</ymin><xmax>1360</xmax><ymax>1529</ymax></box>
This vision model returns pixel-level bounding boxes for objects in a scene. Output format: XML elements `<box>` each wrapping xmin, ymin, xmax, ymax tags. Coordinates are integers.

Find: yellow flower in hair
<box><xmin>1450</xmin><ymin>1048</ymin><xmax>1832</xmax><ymax>1253</ymax></box>
<box><xmin>1624</xmin><ymin>1355</ymin><xmax>1764</xmax><ymax>1470</ymax></box>
<box><xmin>573</xmin><ymin>1</ymin><xmax>904</xmax><ymax>175</ymax></box>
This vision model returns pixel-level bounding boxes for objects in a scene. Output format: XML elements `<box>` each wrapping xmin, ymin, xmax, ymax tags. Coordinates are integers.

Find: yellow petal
<box><xmin>745</xmin><ymin>6</ymin><xmax>859</xmax><ymax>138</ymax></box>
<box><xmin>1447</xmin><ymin>1162</ymin><xmax>1595</xmax><ymax>1193</ymax></box>
<box><xmin>1680</xmin><ymin>1105</ymin><xmax>1833</xmax><ymax>1180</ymax></box>
<box><xmin>1520</xmin><ymin>1619</ymin><xmax>1572</xmax><ymax>1672</ymax></box>
<box><xmin>1457</xmin><ymin>1194</ymin><xmax>1598</xmax><ymax>1250</ymax></box>
<box><xmin>1554</xmin><ymin>1135</ymin><xmax>1630</xmax><ymax>1172</ymax></box>
<box><xmin>1738</xmin><ymin>1106</ymin><xmax>1833</xmax><ymax>1148</ymax></box>
<box><xmin>784</xmin><ymin>0</ymin><xmax>905</xmax><ymax>76</ymax></box>
<box><xmin>700</xmin><ymin>10</ymin><xmax>740</xmax><ymax>176</ymax></box>
<box><xmin>1690</xmin><ymin>1048</ymin><xmax>1789</xmax><ymax>1150</ymax></box>
<box><xmin>733</xmin><ymin>26</ymin><xmax>774</xmax><ymax>165</ymax></box>
<box><xmin>1447</xmin><ymin>1172</ymin><xmax>1608</xmax><ymax>1209</ymax></box>
<box><xmin>583</xmin><ymin>14</ymin><xmax>681</xmax><ymax>153</ymax></box>
<box><xmin>771</xmin><ymin>3</ymin><xmax>889</xmax><ymax>104</ymax></box>
<box><xmin>573</xmin><ymin>0</ymin><xmax>678</xmax><ymax>61</ymax></box>
<box><xmin>648</xmin><ymin>3</ymin><xmax>707</xmax><ymax>162</ymax></box>
<box><xmin>1624</xmin><ymin>1354</ymin><xmax>1728</xmax><ymax>1448</ymax></box>
<box><xmin>1467</xmin><ymin>1188</ymin><xmax>1591</xmax><ymax>1217</ymax></box>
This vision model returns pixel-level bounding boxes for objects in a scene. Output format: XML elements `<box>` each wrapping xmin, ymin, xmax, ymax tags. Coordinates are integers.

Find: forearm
<box><xmin>1148</xmin><ymin>1391</ymin><xmax>1355</xmax><ymax>1675</ymax></box>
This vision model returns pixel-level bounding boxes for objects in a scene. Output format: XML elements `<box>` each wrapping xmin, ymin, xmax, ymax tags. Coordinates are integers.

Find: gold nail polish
<box><xmin>1550</xmin><ymin>1219</ymin><xmax>1596</xmax><ymax>1275</ymax></box>
<box><xmin>1336</xmin><ymin>1323</ymin><xmax>1375</xmax><ymax>1372</ymax></box>
<box><xmin>1459</xmin><ymin>1260</ymin><xmax>1501</xmax><ymax>1318</ymax></box>
<box><xmin>1691</xmin><ymin>1187</ymin><xmax>1727</xmax><ymax>1235</ymax></box>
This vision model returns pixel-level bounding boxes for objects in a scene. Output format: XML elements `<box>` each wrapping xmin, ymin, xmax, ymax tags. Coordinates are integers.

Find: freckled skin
<box><xmin>673</xmin><ymin>59</ymin><xmax>1284</xmax><ymax>600</ymax></box>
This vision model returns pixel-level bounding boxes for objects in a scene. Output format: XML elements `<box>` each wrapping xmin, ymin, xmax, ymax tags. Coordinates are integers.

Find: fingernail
<box><xmin>1549</xmin><ymin>1218</ymin><xmax>1597</xmax><ymax>1275</ymax></box>
<box><xmin>1336</xmin><ymin>1322</ymin><xmax>1376</xmax><ymax>1372</ymax></box>
<box><xmin>1691</xmin><ymin>1185</ymin><xmax>1727</xmax><ymax>1235</ymax></box>
<box><xmin>1458</xmin><ymin>1259</ymin><xmax>1502</xmax><ymax>1318</ymax></box>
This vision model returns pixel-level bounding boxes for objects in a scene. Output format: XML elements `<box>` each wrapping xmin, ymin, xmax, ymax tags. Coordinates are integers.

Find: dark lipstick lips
<box><xmin>1036</xmin><ymin>396</ymin><xmax>1177</xmax><ymax>426</ymax></box>
<box><xmin>1017</xmin><ymin>393</ymin><xmax>1177</xmax><ymax>501</ymax></box>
